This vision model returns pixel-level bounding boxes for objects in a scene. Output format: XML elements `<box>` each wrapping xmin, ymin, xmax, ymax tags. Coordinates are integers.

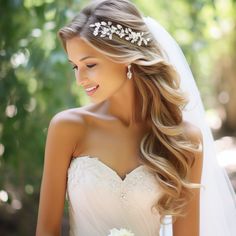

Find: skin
<box><xmin>35</xmin><ymin>36</ymin><xmax>203</xmax><ymax>236</ymax></box>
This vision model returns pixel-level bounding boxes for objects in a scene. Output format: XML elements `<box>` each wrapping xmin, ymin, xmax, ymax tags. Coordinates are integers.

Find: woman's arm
<box><xmin>173</xmin><ymin>121</ymin><xmax>204</xmax><ymax>236</ymax></box>
<box><xmin>35</xmin><ymin>111</ymin><xmax>84</xmax><ymax>236</ymax></box>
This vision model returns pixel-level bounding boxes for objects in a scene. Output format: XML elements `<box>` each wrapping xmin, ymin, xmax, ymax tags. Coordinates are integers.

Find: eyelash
<box><xmin>72</xmin><ymin>64</ymin><xmax>96</xmax><ymax>70</ymax></box>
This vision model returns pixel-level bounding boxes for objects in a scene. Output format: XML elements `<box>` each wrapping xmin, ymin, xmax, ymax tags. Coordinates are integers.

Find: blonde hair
<box><xmin>58</xmin><ymin>0</ymin><xmax>202</xmax><ymax>225</ymax></box>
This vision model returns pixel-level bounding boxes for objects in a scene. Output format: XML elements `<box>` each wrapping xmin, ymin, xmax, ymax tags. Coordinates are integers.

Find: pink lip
<box><xmin>85</xmin><ymin>85</ymin><xmax>99</xmax><ymax>96</ymax></box>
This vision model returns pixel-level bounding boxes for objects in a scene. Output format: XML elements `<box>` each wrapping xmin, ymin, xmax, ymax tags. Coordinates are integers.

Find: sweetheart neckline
<box><xmin>71</xmin><ymin>155</ymin><xmax>146</xmax><ymax>182</ymax></box>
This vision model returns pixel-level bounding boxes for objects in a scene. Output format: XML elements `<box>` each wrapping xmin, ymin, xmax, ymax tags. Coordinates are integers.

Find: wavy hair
<box><xmin>58</xmin><ymin>0</ymin><xmax>202</xmax><ymax>225</ymax></box>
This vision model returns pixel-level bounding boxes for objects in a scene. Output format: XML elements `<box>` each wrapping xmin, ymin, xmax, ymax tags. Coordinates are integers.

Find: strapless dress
<box><xmin>66</xmin><ymin>155</ymin><xmax>172</xmax><ymax>236</ymax></box>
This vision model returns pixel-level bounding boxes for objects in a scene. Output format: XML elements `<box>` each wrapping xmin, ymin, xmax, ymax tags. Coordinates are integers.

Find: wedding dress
<box><xmin>66</xmin><ymin>155</ymin><xmax>169</xmax><ymax>236</ymax></box>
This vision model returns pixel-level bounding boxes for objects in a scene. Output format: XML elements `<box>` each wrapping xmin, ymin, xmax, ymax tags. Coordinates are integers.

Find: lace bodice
<box><xmin>66</xmin><ymin>155</ymin><xmax>169</xmax><ymax>236</ymax></box>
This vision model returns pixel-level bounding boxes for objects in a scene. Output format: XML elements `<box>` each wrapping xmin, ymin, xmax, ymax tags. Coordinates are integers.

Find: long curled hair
<box><xmin>58</xmin><ymin>0</ymin><xmax>202</xmax><ymax>225</ymax></box>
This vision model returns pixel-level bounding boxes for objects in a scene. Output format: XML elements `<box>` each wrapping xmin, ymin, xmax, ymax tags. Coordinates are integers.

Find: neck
<box><xmin>105</xmin><ymin>79</ymin><xmax>142</xmax><ymax>128</ymax></box>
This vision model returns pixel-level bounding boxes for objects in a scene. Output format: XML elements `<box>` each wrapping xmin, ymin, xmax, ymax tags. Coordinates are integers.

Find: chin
<box><xmin>89</xmin><ymin>96</ymin><xmax>106</xmax><ymax>104</ymax></box>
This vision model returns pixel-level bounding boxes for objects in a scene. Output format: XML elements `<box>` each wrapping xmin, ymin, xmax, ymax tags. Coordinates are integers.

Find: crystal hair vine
<box><xmin>89</xmin><ymin>21</ymin><xmax>151</xmax><ymax>46</ymax></box>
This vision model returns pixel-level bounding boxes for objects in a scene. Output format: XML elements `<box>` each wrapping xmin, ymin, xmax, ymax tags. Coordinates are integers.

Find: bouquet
<box><xmin>107</xmin><ymin>227</ymin><xmax>135</xmax><ymax>236</ymax></box>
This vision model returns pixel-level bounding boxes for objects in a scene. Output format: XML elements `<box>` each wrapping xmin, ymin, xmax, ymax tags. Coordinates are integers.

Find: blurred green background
<box><xmin>0</xmin><ymin>0</ymin><xmax>236</xmax><ymax>235</ymax></box>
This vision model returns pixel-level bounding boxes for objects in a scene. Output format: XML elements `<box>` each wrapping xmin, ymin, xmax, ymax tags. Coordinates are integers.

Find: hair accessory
<box><xmin>127</xmin><ymin>64</ymin><xmax>132</xmax><ymax>79</ymax></box>
<box><xmin>89</xmin><ymin>21</ymin><xmax>151</xmax><ymax>46</ymax></box>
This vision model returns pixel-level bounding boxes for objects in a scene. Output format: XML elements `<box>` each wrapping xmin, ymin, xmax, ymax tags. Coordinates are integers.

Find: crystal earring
<box><xmin>127</xmin><ymin>64</ymin><xmax>132</xmax><ymax>80</ymax></box>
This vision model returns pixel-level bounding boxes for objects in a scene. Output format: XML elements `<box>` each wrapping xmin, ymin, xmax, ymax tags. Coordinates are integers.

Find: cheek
<box><xmin>85</xmin><ymin>67</ymin><xmax>107</xmax><ymax>83</ymax></box>
<box><xmin>84</xmin><ymin>64</ymin><xmax>126</xmax><ymax>87</ymax></box>
<box><xmin>104</xmin><ymin>64</ymin><xmax>127</xmax><ymax>81</ymax></box>
<box><xmin>86</xmin><ymin>70</ymin><xmax>97</xmax><ymax>79</ymax></box>
<box><xmin>102</xmin><ymin>67</ymin><xmax>127</xmax><ymax>93</ymax></box>
<box><xmin>112</xmin><ymin>66</ymin><xmax>127</xmax><ymax>82</ymax></box>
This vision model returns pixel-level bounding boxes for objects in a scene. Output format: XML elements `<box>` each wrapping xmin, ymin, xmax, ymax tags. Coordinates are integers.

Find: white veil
<box><xmin>142</xmin><ymin>16</ymin><xmax>236</xmax><ymax>236</ymax></box>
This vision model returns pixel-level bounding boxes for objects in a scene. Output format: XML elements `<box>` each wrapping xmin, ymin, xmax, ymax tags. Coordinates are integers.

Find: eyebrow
<box><xmin>68</xmin><ymin>56</ymin><xmax>97</xmax><ymax>63</ymax></box>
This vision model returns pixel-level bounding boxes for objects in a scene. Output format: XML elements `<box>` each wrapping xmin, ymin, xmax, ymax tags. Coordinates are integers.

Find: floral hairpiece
<box><xmin>89</xmin><ymin>21</ymin><xmax>151</xmax><ymax>46</ymax></box>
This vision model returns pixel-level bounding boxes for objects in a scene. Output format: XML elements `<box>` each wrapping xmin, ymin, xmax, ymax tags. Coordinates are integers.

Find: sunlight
<box><xmin>0</xmin><ymin>190</ymin><xmax>8</xmax><ymax>202</ymax></box>
<box><xmin>217</xmin><ymin>149</ymin><xmax>236</xmax><ymax>167</ymax></box>
<box><xmin>215</xmin><ymin>136</ymin><xmax>236</xmax><ymax>167</ymax></box>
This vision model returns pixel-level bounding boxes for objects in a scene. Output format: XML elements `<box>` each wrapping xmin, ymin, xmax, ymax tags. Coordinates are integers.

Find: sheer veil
<box><xmin>142</xmin><ymin>16</ymin><xmax>236</xmax><ymax>236</ymax></box>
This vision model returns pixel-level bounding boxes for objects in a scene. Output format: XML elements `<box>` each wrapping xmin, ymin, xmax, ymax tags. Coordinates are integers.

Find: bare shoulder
<box><xmin>49</xmin><ymin>107</ymin><xmax>86</xmax><ymax>132</ymax></box>
<box><xmin>182</xmin><ymin>121</ymin><xmax>203</xmax><ymax>146</ymax></box>
<box><xmin>50</xmin><ymin>102</ymin><xmax>98</xmax><ymax>124</ymax></box>
<box><xmin>50</xmin><ymin>107</ymin><xmax>85</xmax><ymax>125</ymax></box>
<box><xmin>48</xmin><ymin>108</ymin><xmax>87</xmax><ymax>152</ymax></box>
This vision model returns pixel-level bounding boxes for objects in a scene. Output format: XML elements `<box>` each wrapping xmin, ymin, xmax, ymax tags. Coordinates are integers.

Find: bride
<box><xmin>36</xmin><ymin>0</ymin><xmax>236</xmax><ymax>235</ymax></box>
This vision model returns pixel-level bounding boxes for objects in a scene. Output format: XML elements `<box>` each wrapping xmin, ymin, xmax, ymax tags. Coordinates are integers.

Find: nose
<box><xmin>74</xmin><ymin>69</ymin><xmax>87</xmax><ymax>86</ymax></box>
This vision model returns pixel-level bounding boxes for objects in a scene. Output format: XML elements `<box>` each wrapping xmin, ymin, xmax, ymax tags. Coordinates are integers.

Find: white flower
<box><xmin>107</xmin><ymin>227</ymin><xmax>135</xmax><ymax>236</ymax></box>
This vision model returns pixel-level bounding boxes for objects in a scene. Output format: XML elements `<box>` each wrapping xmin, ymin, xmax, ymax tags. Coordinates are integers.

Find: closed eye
<box><xmin>86</xmin><ymin>64</ymin><xmax>96</xmax><ymax>68</ymax></box>
<box><xmin>72</xmin><ymin>64</ymin><xmax>96</xmax><ymax>70</ymax></box>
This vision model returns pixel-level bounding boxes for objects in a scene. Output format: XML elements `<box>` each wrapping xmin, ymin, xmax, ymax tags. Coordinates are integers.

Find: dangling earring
<box><xmin>127</xmin><ymin>64</ymin><xmax>132</xmax><ymax>80</ymax></box>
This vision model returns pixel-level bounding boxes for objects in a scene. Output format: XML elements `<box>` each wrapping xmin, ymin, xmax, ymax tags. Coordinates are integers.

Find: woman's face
<box><xmin>65</xmin><ymin>37</ymin><xmax>128</xmax><ymax>103</ymax></box>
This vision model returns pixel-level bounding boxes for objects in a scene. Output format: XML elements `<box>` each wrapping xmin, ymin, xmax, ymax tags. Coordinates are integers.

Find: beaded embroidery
<box><xmin>67</xmin><ymin>156</ymin><xmax>159</xmax><ymax>197</ymax></box>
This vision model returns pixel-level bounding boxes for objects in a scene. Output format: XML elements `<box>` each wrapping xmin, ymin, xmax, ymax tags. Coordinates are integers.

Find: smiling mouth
<box><xmin>85</xmin><ymin>85</ymin><xmax>99</xmax><ymax>96</ymax></box>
